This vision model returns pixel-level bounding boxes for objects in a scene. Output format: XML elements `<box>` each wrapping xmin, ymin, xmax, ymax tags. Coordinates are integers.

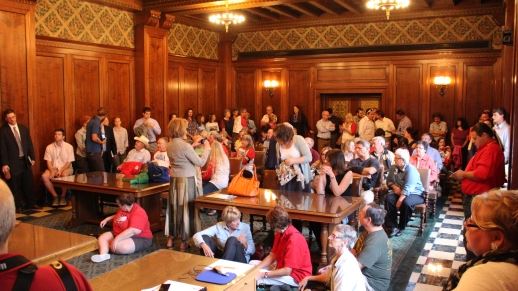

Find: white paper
<box><xmin>205</xmin><ymin>193</ymin><xmax>237</xmax><ymax>200</ymax></box>
<box><xmin>206</xmin><ymin>259</ymin><xmax>254</xmax><ymax>277</ymax></box>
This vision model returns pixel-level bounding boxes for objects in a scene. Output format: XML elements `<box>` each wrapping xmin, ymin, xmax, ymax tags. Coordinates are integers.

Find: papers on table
<box><xmin>142</xmin><ymin>280</ymin><xmax>206</xmax><ymax>291</ymax></box>
<box><xmin>206</xmin><ymin>259</ymin><xmax>254</xmax><ymax>277</ymax></box>
<box><xmin>204</xmin><ymin>193</ymin><xmax>237</xmax><ymax>201</ymax></box>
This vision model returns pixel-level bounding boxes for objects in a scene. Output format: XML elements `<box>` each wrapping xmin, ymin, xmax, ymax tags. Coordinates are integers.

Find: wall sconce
<box><xmin>263</xmin><ymin>80</ymin><xmax>279</xmax><ymax>97</ymax></box>
<box><xmin>433</xmin><ymin>76</ymin><xmax>452</xmax><ymax>96</ymax></box>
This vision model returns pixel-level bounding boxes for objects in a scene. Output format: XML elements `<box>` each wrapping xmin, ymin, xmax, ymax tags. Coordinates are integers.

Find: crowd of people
<box><xmin>0</xmin><ymin>103</ymin><xmax>515</xmax><ymax>290</ymax></box>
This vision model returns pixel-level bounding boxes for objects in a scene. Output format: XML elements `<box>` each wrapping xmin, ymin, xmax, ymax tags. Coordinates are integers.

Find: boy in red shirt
<box><xmin>91</xmin><ymin>193</ymin><xmax>153</xmax><ymax>263</ymax></box>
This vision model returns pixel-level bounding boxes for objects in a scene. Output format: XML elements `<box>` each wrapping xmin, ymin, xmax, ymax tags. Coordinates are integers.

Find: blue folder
<box><xmin>195</xmin><ymin>269</ymin><xmax>237</xmax><ymax>285</ymax></box>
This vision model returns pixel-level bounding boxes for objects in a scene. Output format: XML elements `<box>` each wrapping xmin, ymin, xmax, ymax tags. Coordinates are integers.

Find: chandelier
<box><xmin>366</xmin><ymin>0</ymin><xmax>410</xmax><ymax>20</ymax></box>
<box><xmin>208</xmin><ymin>1</ymin><xmax>245</xmax><ymax>32</ymax></box>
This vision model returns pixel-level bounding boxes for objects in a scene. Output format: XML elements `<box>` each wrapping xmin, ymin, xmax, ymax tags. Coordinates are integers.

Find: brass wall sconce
<box><xmin>263</xmin><ymin>80</ymin><xmax>279</xmax><ymax>97</ymax></box>
<box><xmin>433</xmin><ymin>76</ymin><xmax>452</xmax><ymax>96</ymax></box>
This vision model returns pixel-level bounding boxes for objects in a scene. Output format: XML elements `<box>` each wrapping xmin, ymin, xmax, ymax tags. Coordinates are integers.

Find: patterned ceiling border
<box><xmin>232</xmin><ymin>14</ymin><xmax>502</xmax><ymax>59</ymax></box>
<box><xmin>168</xmin><ymin>23</ymin><xmax>220</xmax><ymax>60</ymax></box>
<box><xmin>35</xmin><ymin>0</ymin><xmax>135</xmax><ymax>48</ymax></box>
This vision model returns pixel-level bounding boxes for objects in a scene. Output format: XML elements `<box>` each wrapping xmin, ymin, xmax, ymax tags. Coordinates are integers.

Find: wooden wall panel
<box><xmin>201</xmin><ymin>69</ymin><xmax>217</xmax><ymax>116</ymax></box>
<box><xmin>464</xmin><ymin>63</ymin><xmax>494</xmax><ymax>124</ymax></box>
<box><xmin>166</xmin><ymin>64</ymin><xmax>180</xmax><ymax>119</ymax></box>
<box><xmin>394</xmin><ymin>65</ymin><xmax>423</xmax><ymax>130</ymax></box>
<box><xmin>235</xmin><ymin>70</ymin><xmax>257</xmax><ymax>118</ymax></box>
<box><xmin>73</xmin><ymin>58</ymin><xmax>101</xmax><ymax>121</ymax></box>
<box><xmin>260</xmin><ymin>70</ymin><xmax>282</xmax><ymax>122</ymax></box>
<box><xmin>429</xmin><ymin>65</ymin><xmax>457</xmax><ymax>130</ymax></box>
<box><xmin>34</xmin><ymin>55</ymin><xmax>65</xmax><ymax>166</ymax></box>
<box><xmin>316</xmin><ymin>67</ymin><xmax>388</xmax><ymax>82</ymax></box>
<box><xmin>288</xmin><ymin>69</ymin><xmax>312</xmax><ymax>126</ymax></box>
<box><xmin>148</xmin><ymin>37</ymin><xmax>166</xmax><ymax>126</ymax></box>
<box><xmin>105</xmin><ymin>61</ymin><xmax>132</xmax><ymax>126</ymax></box>
<box><xmin>183</xmin><ymin>67</ymin><xmax>199</xmax><ymax>113</ymax></box>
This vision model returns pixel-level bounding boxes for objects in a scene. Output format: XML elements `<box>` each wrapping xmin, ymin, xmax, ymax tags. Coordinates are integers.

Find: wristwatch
<box><xmin>264</xmin><ymin>272</ymin><xmax>269</xmax><ymax>279</ymax></box>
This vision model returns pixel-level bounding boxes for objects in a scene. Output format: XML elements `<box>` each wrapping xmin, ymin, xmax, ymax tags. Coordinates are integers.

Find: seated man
<box><xmin>348</xmin><ymin>140</ymin><xmax>380</xmax><ymax>203</ymax></box>
<box><xmin>91</xmin><ymin>193</ymin><xmax>153</xmax><ymax>263</ymax></box>
<box><xmin>299</xmin><ymin>224</ymin><xmax>369</xmax><ymax>291</ymax></box>
<box><xmin>124</xmin><ymin>135</ymin><xmax>151</xmax><ymax>164</ymax></box>
<box><xmin>193</xmin><ymin>206</ymin><xmax>254</xmax><ymax>263</ymax></box>
<box><xmin>0</xmin><ymin>180</ymin><xmax>92</xmax><ymax>290</ymax></box>
<box><xmin>384</xmin><ymin>148</ymin><xmax>425</xmax><ymax>237</ymax></box>
<box><xmin>255</xmin><ymin>206</ymin><xmax>312</xmax><ymax>288</ymax></box>
<box><xmin>354</xmin><ymin>203</ymin><xmax>391</xmax><ymax>291</ymax></box>
<box><xmin>41</xmin><ymin>128</ymin><xmax>75</xmax><ymax>207</ymax></box>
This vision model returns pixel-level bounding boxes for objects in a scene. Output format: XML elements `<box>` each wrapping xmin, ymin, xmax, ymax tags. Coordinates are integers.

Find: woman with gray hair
<box><xmin>444</xmin><ymin>190</ymin><xmax>518</xmax><ymax>290</ymax></box>
<box><xmin>298</xmin><ymin>224</ymin><xmax>369</xmax><ymax>291</ymax></box>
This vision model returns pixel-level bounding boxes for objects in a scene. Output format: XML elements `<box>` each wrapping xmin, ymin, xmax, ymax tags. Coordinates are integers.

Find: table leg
<box><xmin>138</xmin><ymin>195</ymin><xmax>162</xmax><ymax>232</ymax></box>
<box><xmin>320</xmin><ymin>223</ymin><xmax>329</xmax><ymax>265</ymax></box>
<box><xmin>194</xmin><ymin>205</ymin><xmax>201</xmax><ymax>233</ymax></box>
<box><xmin>66</xmin><ymin>188</ymin><xmax>80</xmax><ymax>228</ymax></box>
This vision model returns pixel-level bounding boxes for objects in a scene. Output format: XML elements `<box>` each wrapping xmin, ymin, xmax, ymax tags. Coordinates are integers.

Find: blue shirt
<box><xmin>86</xmin><ymin>116</ymin><xmax>102</xmax><ymax>153</ymax></box>
<box><xmin>426</xmin><ymin>147</ymin><xmax>443</xmax><ymax>170</ymax></box>
<box><xmin>193</xmin><ymin>221</ymin><xmax>255</xmax><ymax>262</ymax></box>
<box><xmin>386</xmin><ymin>163</ymin><xmax>424</xmax><ymax>197</ymax></box>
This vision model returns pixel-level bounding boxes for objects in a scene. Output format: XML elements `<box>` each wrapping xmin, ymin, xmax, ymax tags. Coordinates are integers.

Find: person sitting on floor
<box><xmin>354</xmin><ymin>203</ymin><xmax>391</xmax><ymax>291</ymax></box>
<box><xmin>123</xmin><ymin>135</ymin><xmax>151</xmax><ymax>164</ymax></box>
<box><xmin>298</xmin><ymin>224</ymin><xmax>369</xmax><ymax>291</ymax></box>
<box><xmin>0</xmin><ymin>180</ymin><xmax>92</xmax><ymax>290</ymax></box>
<box><xmin>41</xmin><ymin>128</ymin><xmax>75</xmax><ymax>207</ymax></box>
<box><xmin>192</xmin><ymin>206</ymin><xmax>254</xmax><ymax>263</ymax></box>
<box><xmin>255</xmin><ymin>205</ymin><xmax>312</xmax><ymax>288</ymax></box>
<box><xmin>384</xmin><ymin>148</ymin><xmax>425</xmax><ymax>237</ymax></box>
<box><xmin>91</xmin><ymin>193</ymin><xmax>153</xmax><ymax>263</ymax></box>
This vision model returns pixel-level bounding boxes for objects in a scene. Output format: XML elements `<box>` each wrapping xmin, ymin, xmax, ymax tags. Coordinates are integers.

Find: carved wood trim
<box><xmin>36</xmin><ymin>36</ymin><xmax>135</xmax><ymax>56</ymax></box>
<box><xmin>83</xmin><ymin>0</ymin><xmax>142</xmax><ymax>11</ymax></box>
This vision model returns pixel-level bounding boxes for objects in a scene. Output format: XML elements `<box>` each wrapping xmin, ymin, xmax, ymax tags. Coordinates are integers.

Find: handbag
<box><xmin>118</xmin><ymin>161</ymin><xmax>144</xmax><ymax>177</ymax></box>
<box><xmin>275</xmin><ymin>162</ymin><xmax>297</xmax><ymax>186</ymax></box>
<box><xmin>147</xmin><ymin>162</ymin><xmax>170</xmax><ymax>183</ymax></box>
<box><xmin>227</xmin><ymin>165</ymin><xmax>259</xmax><ymax>197</ymax></box>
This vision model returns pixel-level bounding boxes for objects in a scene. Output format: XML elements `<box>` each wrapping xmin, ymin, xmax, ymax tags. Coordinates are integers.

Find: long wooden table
<box><xmin>9</xmin><ymin>223</ymin><xmax>97</xmax><ymax>265</ymax></box>
<box><xmin>89</xmin><ymin>249</ymin><xmax>257</xmax><ymax>291</ymax></box>
<box><xmin>52</xmin><ymin>171</ymin><xmax>169</xmax><ymax>231</ymax></box>
<box><xmin>195</xmin><ymin>189</ymin><xmax>363</xmax><ymax>264</ymax></box>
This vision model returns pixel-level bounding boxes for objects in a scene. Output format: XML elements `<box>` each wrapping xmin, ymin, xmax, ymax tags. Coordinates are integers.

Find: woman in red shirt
<box><xmin>91</xmin><ymin>193</ymin><xmax>153</xmax><ymax>263</ymax></box>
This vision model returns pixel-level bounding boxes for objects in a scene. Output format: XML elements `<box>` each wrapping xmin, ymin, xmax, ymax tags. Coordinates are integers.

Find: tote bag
<box><xmin>227</xmin><ymin>165</ymin><xmax>259</xmax><ymax>197</ymax></box>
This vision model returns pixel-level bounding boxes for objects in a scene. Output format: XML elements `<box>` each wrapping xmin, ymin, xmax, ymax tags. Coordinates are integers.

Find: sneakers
<box><xmin>91</xmin><ymin>253</ymin><xmax>111</xmax><ymax>263</ymax></box>
<box><xmin>51</xmin><ymin>197</ymin><xmax>59</xmax><ymax>207</ymax></box>
<box><xmin>59</xmin><ymin>196</ymin><xmax>67</xmax><ymax>206</ymax></box>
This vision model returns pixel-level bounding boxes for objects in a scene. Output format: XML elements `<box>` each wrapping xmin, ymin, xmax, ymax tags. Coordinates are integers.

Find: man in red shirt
<box><xmin>91</xmin><ymin>193</ymin><xmax>153</xmax><ymax>263</ymax></box>
<box><xmin>452</xmin><ymin>122</ymin><xmax>505</xmax><ymax>259</ymax></box>
<box><xmin>0</xmin><ymin>180</ymin><xmax>92</xmax><ymax>290</ymax></box>
<box><xmin>255</xmin><ymin>206</ymin><xmax>312</xmax><ymax>288</ymax></box>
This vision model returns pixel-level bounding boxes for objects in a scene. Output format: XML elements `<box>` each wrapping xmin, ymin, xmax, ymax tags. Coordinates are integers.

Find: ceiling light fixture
<box><xmin>208</xmin><ymin>1</ymin><xmax>245</xmax><ymax>32</ymax></box>
<box><xmin>366</xmin><ymin>0</ymin><xmax>410</xmax><ymax>20</ymax></box>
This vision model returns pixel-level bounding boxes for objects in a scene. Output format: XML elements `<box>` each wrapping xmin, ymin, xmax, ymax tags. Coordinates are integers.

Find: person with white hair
<box><xmin>0</xmin><ymin>180</ymin><xmax>92</xmax><ymax>290</ymax></box>
<box><xmin>384</xmin><ymin>148</ymin><xmax>425</xmax><ymax>237</ymax></box>
<box><xmin>371</xmin><ymin>136</ymin><xmax>394</xmax><ymax>173</ymax></box>
<box><xmin>304</xmin><ymin>137</ymin><xmax>320</xmax><ymax>165</ymax></box>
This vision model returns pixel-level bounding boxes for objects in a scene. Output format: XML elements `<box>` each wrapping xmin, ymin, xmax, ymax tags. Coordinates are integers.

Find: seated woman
<box><xmin>299</xmin><ymin>224</ymin><xmax>369</xmax><ymax>291</ymax></box>
<box><xmin>445</xmin><ymin>190</ymin><xmax>518</xmax><ymax>290</ymax></box>
<box><xmin>312</xmin><ymin>149</ymin><xmax>353</xmax><ymax>197</ymax></box>
<box><xmin>409</xmin><ymin>141</ymin><xmax>439</xmax><ymax>190</ymax></box>
<box><xmin>255</xmin><ymin>206</ymin><xmax>312</xmax><ymax>288</ymax></box>
<box><xmin>91</xmin><ymin>193</ymin><xmax>153</xmax><ymax>263</ymax></box>
<box><xmin>202</xmin><ymin>140</ymin><xmax>230</xmax><ymax>194</ymax></box>
<box><xmin>192</xmin><ymin>206</ymin><xmax>254</xmax><ymax>263</ymax></box>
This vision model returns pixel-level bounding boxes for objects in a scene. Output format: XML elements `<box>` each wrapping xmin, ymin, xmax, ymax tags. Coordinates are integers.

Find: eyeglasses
<box><xmin>329</xmin><ymin>233</ymin><xmax>344</xmax><ymax>240</ymax></box>
<box><xmin>464</xmin><ymin>216</ymin><xmax>500</xmax><ymax>231</ymax></box>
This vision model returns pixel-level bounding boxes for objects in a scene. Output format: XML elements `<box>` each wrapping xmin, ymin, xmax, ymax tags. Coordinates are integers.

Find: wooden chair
<box><xmin>413</xmin><ymin>168</ymin><xmax>431</xmax><ymax>236</ymax></box>
<box><xmin>229</xmin><ymin>158</ymin><xmax>242</xmax><ymax>180</ymax></box>
<box><xmin>351</xmin><ymin>174</ymin><xmax>364</xmax><ymax>197</ymax></box>
<box><xmin>373</xmin><ymin>166</ymin><xmax>386</xmax><ymax>204</ymax></box>
<box><xmin>254</xmin><ymin>151</ymin><xmax>266</xmax><ymax>171</ymax></box>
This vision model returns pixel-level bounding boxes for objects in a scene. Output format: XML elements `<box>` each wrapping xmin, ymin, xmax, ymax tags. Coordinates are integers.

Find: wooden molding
<box><xmin>83</xmin><ymin>0</ymin><xmax>142</xmax><ymax>11</ymax></box>
<box><xmin>136</xmin><ymin>9</ymin><xmax>162</xmax><ymax>27</ymax></box>
<box><xmin>36</xmin><ymin>36</ymin><xmax>135</xmax><ymax>56</ymax></box>
<box><xmin>160</xmin><ymin>14</ymin><xmax>176</xmax><ymax>30</ymax></box>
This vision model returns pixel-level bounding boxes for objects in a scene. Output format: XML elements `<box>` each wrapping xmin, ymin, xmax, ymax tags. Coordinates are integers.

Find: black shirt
<box><xmin>324</xmin><ymin>171</ymin><xmax>352</xmax><ymax>197</ymax></box>
<box><xmin>348</xmin><ymin>157</ymin><xmax>380</xmax><ymax>190</ymax></box>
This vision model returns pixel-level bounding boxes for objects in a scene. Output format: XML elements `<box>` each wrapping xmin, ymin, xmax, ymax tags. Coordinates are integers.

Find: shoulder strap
<box><xmin>49</xmin><ymin>261</ymin><xmax>78</xmax><ymax>291</ymax></box>
<box><xmin>0</xmin><ymin>255</ymin><xmax>39</xmax><ymax>291</ymax></box>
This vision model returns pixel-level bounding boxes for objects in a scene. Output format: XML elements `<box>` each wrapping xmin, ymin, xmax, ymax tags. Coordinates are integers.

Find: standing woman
<box><xmin>288</xmin><ymin>105</ymin><xmax>309</xmax><ymax>137</ymax></box>
<box><xmin>340</xmin><ymin>113</ymin><xmax>357</xmax><ymax>146</ymax></box>
<box><xmin>451</xmin><ymin>117</ymin><xmax>470</xmax><ymax>170</ymax></box>
<box><xmin>220</xmin><ymin>109</ymin><xmax>233</xmax><ymax>136</ymax></box>
<box><xmin>166</xmin><ymin>118</ymin><xmax>211</xmax><ymax>250</ymax></box>
<box><xmin>274</xmin><ymin>123</ymin><xmax>313</xmax><ymax>192</ymax></box>
<box><xmin>112</xmin><ymin>117</ymin><xmax>128</xmax><ymax>170</ymax></box>
<box><xmin>205</xmin><ymin>114</ymin><xmax>219</xmax><ymax>132</ymax></box>
<box><xmin>185</xmin><ymin>108</ymin><xmax>198</xmax><ymax>138</ymax></box>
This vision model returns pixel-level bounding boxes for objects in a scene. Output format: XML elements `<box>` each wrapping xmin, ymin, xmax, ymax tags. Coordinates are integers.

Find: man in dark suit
<box><xmin>0</xmin><ymin>109</ymin><xmax>39</xmax><ymax>211</ymax></box>
<box><xmin>101</xmin><ymin>116</ymin><xmax>117</xmax><ymax>172</ymax></box>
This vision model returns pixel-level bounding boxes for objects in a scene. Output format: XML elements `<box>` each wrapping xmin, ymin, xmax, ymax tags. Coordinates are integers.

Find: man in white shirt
<box><xmin>260</xmin><ymin>105</ymin><xmax>278</xmax><ymax>128</ymax></box>
<box><xmin>41</xmin><ymin>128</ymin><xmax>75</xmax><ymax>206</ymax></box>
<box><xmin>429</xmin><ymin>113</ymin><xmax>448</xmax><ymax>142</ymax></box>
<box><xmin>395</xmin><ymin>109</ymin><xmax>412</xmax><ymax>136</ymax></box>
<box><xmin>133</xmin><ymin>107</ymin><xmax>161</xmax><ymax>153</ymax></box>
<box><xmin>375</xmin><ymin>110</ymin><xmax>396</xmax><ymax>140</ymax></box>
<box><xmin>316</xmin><ymin>110</ymin><xmax>335</xmax><ymax>152</ymax></box>
<box><xmin>124</xmin><ymin>136</ymin><xmax>151</xmax><ymax>164</ymax></box>
<box><xmin>493</xmin><ymin>107</ymin><xmax>510</xmax><ymax>165</ymax></box>
<box><xmin>358</xmin><ymin>108</ymin><xmax>377</xmax><ymax>141</ymax></box>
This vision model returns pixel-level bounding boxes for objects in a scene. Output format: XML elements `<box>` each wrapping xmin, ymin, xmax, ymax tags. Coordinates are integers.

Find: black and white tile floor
<box><xmin>407</xmin><ymin>192</ymin><xmax>466</xmax><ymax>290</ymax></box>
<box><xmin>15</xmin><ymin>205</ymin><xmax>72</xmax><ymax>222</ymax></box>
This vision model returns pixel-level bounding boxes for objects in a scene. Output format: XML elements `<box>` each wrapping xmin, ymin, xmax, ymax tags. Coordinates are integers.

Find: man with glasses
<box><xmin>451</xmin><ymin>122</ymin><xmax>505</xmax><ymax>259</ymax></box>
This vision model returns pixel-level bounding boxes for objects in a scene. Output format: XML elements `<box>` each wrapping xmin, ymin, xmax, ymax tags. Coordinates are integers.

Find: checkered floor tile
<box><xmin>15</xmin><ymin>205</ymin><xmax>72</xmax><ymax>222</ymax></box>
<box><xmin>407</xmin><ymin>192</ymin><xmax>466</xmax><ymax>290</ymax></box>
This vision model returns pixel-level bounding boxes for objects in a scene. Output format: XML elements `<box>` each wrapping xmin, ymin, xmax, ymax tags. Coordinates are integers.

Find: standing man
<box><xmin>395</xmin><ymin>109</ymin><xmax>412</xmax><ymax>136</ymax></box>
<box><xmin>358</xmin><ymin>108</ymin><xmax>377</xmax><ymax>142</ymax></box>
<box><xmin>492</xmin><ymin>107</ymin><xmax>510</xmax><ymax>165</ymax></box>
<box><xmin>375</xmin><ymin>110</ymin><xmax>396</xmax><ymax>142</ymax></box>
<box><xmin>316</xmin><ymin>110</ymin><xmax>335</xmax><ymax>152</ymax></box>
<box><xmin>328</xmin><ymin>108</ymin><xmax>342</xmax><ymax>148</ymax></box>
<box><xmin>451</xmin><ymin>122</ymin><xmax>505</xmax><ymax>259</ymax></box>
<box><xmin>0</xmin><ymin>109</ymin><xmax>39</xmax><ymax>212</ymax></box>
<box><xmin>86</xmin><ymin>107</ymin><xmax>107</xmax><ymax>172</ymax></box>
<box><xmin>41</xmin><ymin>129</ymin><xmax>75</xmax><ymax>207</ymax></box>
<box><xmin>133</xmin><ymin>107</ymin><xmax>161</xmax><ymax>153</ymax></box>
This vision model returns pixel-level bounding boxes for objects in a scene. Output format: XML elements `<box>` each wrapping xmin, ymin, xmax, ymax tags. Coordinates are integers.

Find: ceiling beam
<box><xmin>284</xmin><ymin>3</ymin><xmax>320</xmax><ymax>17</ymax></box>
<box><xmin>247</xmin><ymin>8</ymin><xmax>281</xmax><ymax>21</ymax></box>
<box><xmin>333</xmin><ymin>0</ymin><xmax>361</xmax><ymax>14</ymax></box>
<box><xmin>308</xmin><ymin>1</ymin><xmax>340</xmax><ymax>15</ymax></box>
<box><xmin>145</xmin><ymin>0</ymin><xmax>309</xmax><ymax>14</ymax></box>
<box><xmin>264</xmin><ymin>6</ymin><xmax>299</xmax><ymax>19</ymax></box>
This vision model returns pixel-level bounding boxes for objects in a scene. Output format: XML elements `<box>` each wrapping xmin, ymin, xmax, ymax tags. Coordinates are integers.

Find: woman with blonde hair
<box><xmin>341</xmin><ymin>139</ymin><xmax>356</xmax><ymax>164</ymax></box>
<box><xmin>166</xmin><ymin>118</ymin><xmax>211</xmax><ymax>250</ymax></box>
<box><xmin>445</xmin><ymin>190</ymin><xmax>518</xmax><ymax>290</ymax></box>
<box><xmin>341</xmin><ymin>113</ymin><xmax>357</xmax><ymax>146</ymax></box>
<box><xmin>192</xmin><ymin>206</ymin><xmax>254</xmax><ymax>263</ymax></box>
<box><xmin>202</xmin><ymin>140</ymin><xmax>230</xmax><ymax>194</ymax></box>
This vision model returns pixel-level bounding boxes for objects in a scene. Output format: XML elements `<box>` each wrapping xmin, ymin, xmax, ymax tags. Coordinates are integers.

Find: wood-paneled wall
<box><xmin>233</xmin><ymin>51</ymin><xmax>503</xmax><ymax>135</ymax></box>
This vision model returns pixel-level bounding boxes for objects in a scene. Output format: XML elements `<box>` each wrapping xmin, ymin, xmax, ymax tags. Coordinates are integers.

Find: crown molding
<box><xmin>83</xmin><ymin>0</ymin><xmax>142</xmax><ymax>11</ymax></box>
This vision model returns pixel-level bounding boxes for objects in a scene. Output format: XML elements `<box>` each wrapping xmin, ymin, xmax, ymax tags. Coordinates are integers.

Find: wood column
<box><xmin>218</xmin><ymin>33</ymin><xmax>236</xmax><ymax>110</ymax></box>
<box><xmin>509</xmin><ymin>0</ymin><xmax>518</xmax><ymax>188</ymax></box>
<box><xmin>134</xmin><ymin>10</ymin><xmax>174</xmax><ymax>127</ymax></box>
